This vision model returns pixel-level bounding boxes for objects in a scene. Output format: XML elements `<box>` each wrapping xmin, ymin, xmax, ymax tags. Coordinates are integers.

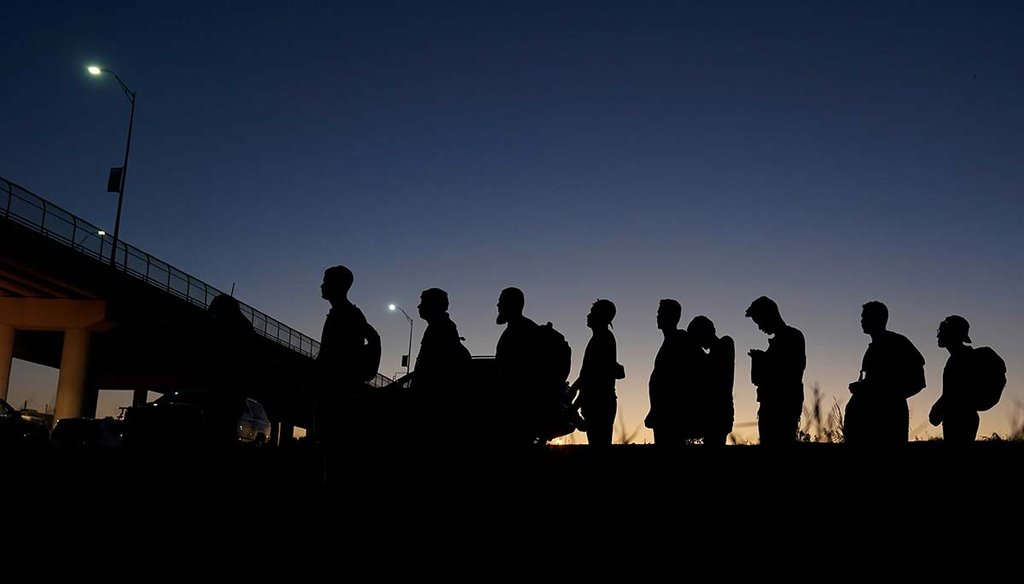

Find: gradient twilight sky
<box><xmin>3</xmin><ymin>1</ymin><xmax>1022</xmax><ymax>441</ymax></box>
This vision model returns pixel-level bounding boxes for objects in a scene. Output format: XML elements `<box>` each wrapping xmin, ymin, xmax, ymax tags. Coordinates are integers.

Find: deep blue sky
<box><xmin>4</xmin><ymin>1</ymin><xmax>1022</xmax><ymax>440</ymax></box>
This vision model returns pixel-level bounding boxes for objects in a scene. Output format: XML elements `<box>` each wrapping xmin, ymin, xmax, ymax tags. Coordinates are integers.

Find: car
<box><xmin>0</xmin><ymin>397</ymin><xmax>50</xmax><ymax>449</ymax></box>
<box><xmin>50</xmin><ymin>417</ymin><xmax>125</xmax><ymax>449</ymax></box>
<box><xmin>124</xmin><ymin>390</ymin><xmax>272</xmax><ymax>447</ymax></box>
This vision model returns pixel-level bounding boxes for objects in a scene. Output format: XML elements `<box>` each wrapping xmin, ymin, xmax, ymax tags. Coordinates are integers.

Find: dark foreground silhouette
<box><xmin>845</xmin><ymin>301</ymin><xmax>926</xmax><ymax>445</ymax></box>
<box><xmin>930</xmin><ymin>315</ymin><xmax>1007</xmax><ymax>444</ymax></box>
<box><xmin>746</xmin><ymin>296</ymin><xmax>805</xmax><ymax>445</ymax></box>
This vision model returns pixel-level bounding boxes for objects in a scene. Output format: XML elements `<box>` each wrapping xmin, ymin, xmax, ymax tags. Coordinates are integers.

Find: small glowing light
<box><xmin>87</xmin><ymin>65</ymin><xmax>102</xmax><ymax>75</ymax></box>
<box><xmin>388</xmin><ymin>304</ymin><xmax>397</xmax><ymax>311</ymax></box>
<box><xmin>97</xmin><ymin>230</ymin><xmax>106</xmax><ymax>236</ymax></box>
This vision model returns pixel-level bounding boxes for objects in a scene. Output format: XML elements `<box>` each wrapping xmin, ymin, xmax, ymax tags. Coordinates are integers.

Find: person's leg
<box><xmin>944</xmin><ymin>410</ymin><xmax>980</xmax><ymax>444</ymax></box>
<box><xmin>583</xmin><ymin>398</ymin><xmax>616</xmax><ymax>447</ymax></box>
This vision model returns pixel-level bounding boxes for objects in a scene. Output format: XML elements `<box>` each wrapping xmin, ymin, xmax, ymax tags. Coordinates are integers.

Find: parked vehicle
<box><xmin>51</xmin><ymin>417</ymin><xmax>125</xmax><ymax>449</ymax></box>
<box><xmin>0</xmin><ymin>397</ymin><xmax>49</xmax><ymax>449</ymax></box>
<box><xmin>124</xmin><ymin>390</ymin><xmax>271</xmax><ymax>447</ymax></box>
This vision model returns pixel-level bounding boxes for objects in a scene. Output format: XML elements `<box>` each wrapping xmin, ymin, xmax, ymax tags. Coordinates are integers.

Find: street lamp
<box><xmin>86</xmin><ymin>64</ymin><xmax>136</xmax><ymax>268</ymax></box>
<box><xmin>388</xmin><ymin>304</ymin><xmax>414</xmax><ymax>377</ymax></box>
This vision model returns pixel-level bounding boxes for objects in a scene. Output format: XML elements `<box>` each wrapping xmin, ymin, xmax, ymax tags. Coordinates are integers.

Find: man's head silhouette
<box><xmin>496</xmin><ymin>287</ymin><xmax>525</xmax><ymax>325</ymax></box>
<box><xmin>418</xmin><ymin>288</ymin><xmax>449</xmax><ymax>322</ymax></box>
<box><xmin>860</xmin><ymin>301</ymin><xmax>888</xmax><ymax>336</ymax></box>
<box><xmin>938</xmin><ymin>315</ymin><xmax>971</xmax><ymax>349</ymax></box>
<box><xmin>745</xmin><ymin>296</ymin><xmax>782</xmax><ymax>335</ymax></box>
<box><xmin>587</xmin><ymin>299</ymin><xmax>616</xmax><ymax>330</ymax></box>
<box><xmin>688</xmin><ymin>315</ymin><xmax>716</xmax><ymax>349</ymax></box>
<box><xmin>321</xmin><ymin>265</ymin><xmax>354</xmax><ymax>304</ymax></box>
<box><xmin>657</xmin><ymin>299</ymin><xmax>681</xmax><ymax>332</ymax></box>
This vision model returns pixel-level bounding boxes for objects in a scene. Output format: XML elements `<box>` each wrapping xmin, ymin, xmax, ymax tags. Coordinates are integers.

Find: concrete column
<box><xmin>132</xmin><ymin>389</ymin><xmax>148</xmax><ymax>406</ymax></box>
<box><xmin>54</xmin><ymin>328</ymin><xmax>91</xmax><ymax>420</ymax></box>
<box><xmin>0</xmin><ymin>325</ymin><xmax>13</xmax><ymax>402</ymax></box>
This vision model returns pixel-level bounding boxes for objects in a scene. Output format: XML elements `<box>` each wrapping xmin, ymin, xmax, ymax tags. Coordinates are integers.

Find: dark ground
<box><xmin>5</xmin><ymin>441</ymin><xmax>1016</xmax><ymax>564</ymax></box>
<box><xmin>8</xmin><ymin>440</ymin><xmax>1018</xmax><ymax>500</ymax></box>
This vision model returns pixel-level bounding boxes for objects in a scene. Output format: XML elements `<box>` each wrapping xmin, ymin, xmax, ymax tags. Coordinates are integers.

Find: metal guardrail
<box><xmin>1</xmin><ymin>175</ymin><xmax>327</xmax><ymax>359</ymax></box>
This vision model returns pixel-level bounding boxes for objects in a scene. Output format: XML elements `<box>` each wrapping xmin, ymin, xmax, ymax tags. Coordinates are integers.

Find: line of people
<box><xmin>311</xmin><ymin>265</ymin><xmax>1006</xmax><ymax>450</ymax></box>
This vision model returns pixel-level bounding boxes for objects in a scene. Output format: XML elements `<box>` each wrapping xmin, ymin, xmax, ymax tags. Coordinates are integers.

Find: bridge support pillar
<box><xmin>54</xmin><ymin>328</ymin><xmax>91</xmax><ymax>421</ymax></box>
<box><xmin>0</xmin><ymin>325</ymin><xmax>12</xmax><ymax>401</ymax></box>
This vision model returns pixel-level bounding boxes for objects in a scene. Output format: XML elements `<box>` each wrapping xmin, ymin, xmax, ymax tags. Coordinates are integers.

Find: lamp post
<box><xmin>87</xmin><ymin>65</ymin><xmax>135</xmax><ymax>268</ymax></box>
<box><xmin>388</xmin><ymin>304</ymin><xmax>414</xmax><ymax>377</ymax></box>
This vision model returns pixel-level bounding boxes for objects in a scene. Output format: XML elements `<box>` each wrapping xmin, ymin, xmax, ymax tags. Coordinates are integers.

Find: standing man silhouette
<box><xmin>845</xmin><ymin>301</ymin><xmax>925</xmax><ymax>445</ymax></box>
<box><xmin>315</xmin><ymin>266</ymin><xmax>379</xmax><ymax>464</ymax></box>
<box><xmin>745</xmin><ymin>296</ymin><xmax>805</xmax><ymax>445</ymax></box>
<box><xmin>571</xmin><ymin>299</ymin><xmax>621</xmax><ymax>448</ymax></box>
<box><xmin>645</xmin><ymin>299</ymin><xmax>703</xmax><ymax>446</ymax></box>
<box><xmin>688</xmin><ymin>315</ymin><xmax>735</xmax><ymax>447</ymax></box>
<box><xmin>413</xmin><ymin>288</ymin><xmax>471</xmax><ymax>438</ymax></box>
<box><xmin>929</xmin><ymin>315</ymin><xmax>981</xmax><ymax>444</ymax></box>
<box><xmin>495</xmin><ymin>287</ymin><xmax>540</xmax><ymax>445</ymax></box>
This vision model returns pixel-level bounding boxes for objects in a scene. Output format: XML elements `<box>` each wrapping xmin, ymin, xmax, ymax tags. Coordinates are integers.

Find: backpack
<box><xmin>532</xmin><ymin>322</ymin><xmax>577</xmax><ymax>441</ymax></box>
<box><xmin>972</xmin><ymin>346</ymin><xmax>1006</xmax><ymax>412</ymax></box>
<box><xmin>358</xmin><ymin>324</ymin><xmax>382</xmax><ymax>383</ymax></box>
<box><xmin>534</xmin><ymin>322</ymin><xmax>572</xmax><ymax>386</ymax></box>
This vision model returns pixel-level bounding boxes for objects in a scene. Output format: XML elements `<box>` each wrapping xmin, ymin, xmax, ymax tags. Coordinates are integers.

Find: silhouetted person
<box><xmin>494</xmin><ymin>287</ymin><xmax>540</xmax><ymax>445</ymax></box>
<box><xmin>845</xmin><ymin>301</ymin><xmax>925</xmax><ymax>445</ymax></box>
<box><xmin>209</xmin><ymin>293</ymin><xmax>254</xmax><ymax>334</ymax></box>
<box><xmin>413</xmin><ymin>288</ymin><xmax>471</xmax><ymax>437</ymax></box>
<box><xmin>207</xmin><ymin>294</ymin><xmax>255</xmax><ymax>445</ymax></box>
<box><xmin>645</xmin><ymin>299</ymin><xmax>704</xmax><ymax>446</ymax></box>
<box><xmin>314</xmin><ymin>266</ymin><xmax>379</xmax><ymax>448</ymax></box>
<box><xmin>571</xmin><ymin>299</ymin><xmax>621</xmax><ymax>448</ymax></box>
<box><xmin>746</xmin><ymin>296</ymin><xmax>805</xmax><ymax>445</ymax></box>
<box><xmin>929</xmin><ymin>315</ymin><xmax>979</xmax><ymax>444</ymax></box>
<box><xmin>688</xmin><ymin>315</ymin><xmax>735</xmax><ymax>447</ymax></box>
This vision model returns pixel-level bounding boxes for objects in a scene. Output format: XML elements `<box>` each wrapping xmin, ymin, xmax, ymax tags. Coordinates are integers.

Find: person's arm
<box><xmin>929</xmin><ymin>396</ymin><xmax>945</xmax><ymax>426</ymax></box>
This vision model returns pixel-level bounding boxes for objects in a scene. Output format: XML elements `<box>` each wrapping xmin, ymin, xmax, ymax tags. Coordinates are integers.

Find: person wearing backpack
<box><xmin>570</xmin><ymin>299</ymin><xmax>622</xmax><ymax>448</ymax></box>
<box><xmin>845</xmin><ymin>301</ymin><xmax>926</xmax><ymax>445</ymax></box>
<box><xmin>929</xmin><ymin>315</ymin><xmax>1006</xmax><ymax>444</ymax></box>
<box><xmin>314</xmin><ymin>265</ymin><xmax>380</xmax><ymax>472</ymax></box>
<box><xmin>494</xmin><ymin>287</ymin><xmax>540</xmax><ymax>445</ymax></box>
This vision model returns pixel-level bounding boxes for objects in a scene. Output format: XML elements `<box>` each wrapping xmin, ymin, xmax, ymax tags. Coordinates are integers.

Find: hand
<box><xmin>928</xmin><ymin>403</ymin><xmax>943</xmax><ymax>427</ymax></box>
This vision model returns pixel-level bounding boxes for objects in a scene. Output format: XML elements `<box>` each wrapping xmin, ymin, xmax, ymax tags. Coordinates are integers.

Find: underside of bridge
<box><xmin>0</xmin><ymin>216</ymin><xmax>317</xmax><ymax>429</ymax></box>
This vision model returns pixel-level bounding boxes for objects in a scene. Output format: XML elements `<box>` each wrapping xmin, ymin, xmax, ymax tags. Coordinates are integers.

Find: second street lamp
<box><xmin>389</xmin><ymin>304</ymin><xmax>414</xmax><ymax>377</ymax></box>
<box><xmin>87</xmin><ymin>64</ymin><xmax>136</xmax><ymax>268</ymax></box>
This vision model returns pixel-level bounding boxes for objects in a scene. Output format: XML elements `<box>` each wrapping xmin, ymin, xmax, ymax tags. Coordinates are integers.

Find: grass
<box><xmin>613</xmin><ymin>409</ymin><xmax>643</xmax><ymax>445</ymax></box>
<box><xmin>800</xmin><ymin>382</ymin><xmax>845</xmax><ymax>443</ymax></box>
